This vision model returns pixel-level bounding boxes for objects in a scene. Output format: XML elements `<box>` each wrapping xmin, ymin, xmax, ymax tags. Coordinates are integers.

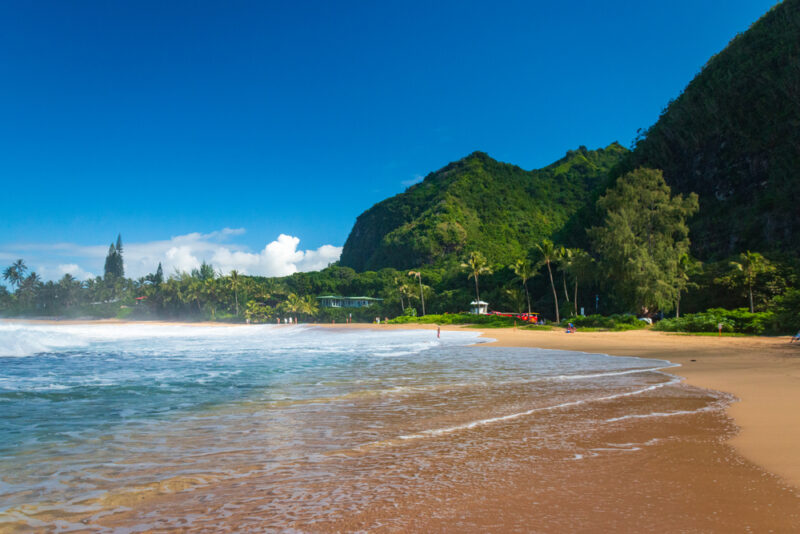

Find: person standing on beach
<box><xmin>437</xmin><ymin>326</ymin><xmax>441</xmax><ymax>339</ymax></box>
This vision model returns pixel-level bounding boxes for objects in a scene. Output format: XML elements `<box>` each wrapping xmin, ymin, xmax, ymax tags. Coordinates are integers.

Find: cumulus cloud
<box><xmin>57</xmin><ymin>264</ymin><xmax>95</xmax><ymax>280</ymax></box>
<box><xmin>0</xmin><ymin>228</ymin><xmax>342</xmax><ymax>282</ymax></box>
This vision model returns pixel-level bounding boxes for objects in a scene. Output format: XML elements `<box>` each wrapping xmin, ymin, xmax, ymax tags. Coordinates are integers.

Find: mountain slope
<box><xmin>340</xmin><ymin>144</ymin><xmax>627</xmax><ymax>271</ymax></box>
<box><xmin>624</xmin><ymin>0</ymin><xmax>800</xmax><ymax>258</ymax></box>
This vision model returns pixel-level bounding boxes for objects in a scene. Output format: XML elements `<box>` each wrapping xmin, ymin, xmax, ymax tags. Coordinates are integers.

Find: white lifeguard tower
<box><xmin>470</xmin><ymin>300</ymin><xmax>489</xmax><ymax>315</ymax></box>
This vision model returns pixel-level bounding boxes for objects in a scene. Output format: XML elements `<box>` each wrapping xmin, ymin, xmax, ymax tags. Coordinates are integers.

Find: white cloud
<box><xmin>0</xmin><ymin>228</ymin><xmax>342</xmax><ymax>282</ymax></box>
<box><xmin>57</xmin><ymin>264</ymin><xmax>95</xmax><ymax>280</ymax></box>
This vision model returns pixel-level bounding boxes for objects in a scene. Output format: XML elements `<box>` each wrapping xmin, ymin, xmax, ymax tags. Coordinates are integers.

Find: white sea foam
<box><xmin>397</xmin><ymin>377</ymin><xmax>683</xmax><ymax>440</ymax></box>
<box><xmin>603</xmin><ymin>395</ymin><xmax>732</xmax><ymax>423</ymax></box>
<box><xmin>0</xmin><ymin>322</ymin><xmax>482</xmax><ymax>358</ymax></box>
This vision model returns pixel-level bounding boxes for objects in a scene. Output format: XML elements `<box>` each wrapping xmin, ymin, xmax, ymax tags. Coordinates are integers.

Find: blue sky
<box><xmin>0</xmin><ymin>0</ymin><xmax>779</xmax><ymax>280</ymax></box>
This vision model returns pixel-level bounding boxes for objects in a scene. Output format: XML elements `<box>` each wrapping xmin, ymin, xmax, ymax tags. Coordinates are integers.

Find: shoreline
<box><xmin>324</xmin><ymin>322</ymin><xmax>800</xmax><ymax>488</ymax></box>
<box><xmin>4</xmin><ymin>318</ymin><xmax>799</xmax><ymax>488</ymax></box>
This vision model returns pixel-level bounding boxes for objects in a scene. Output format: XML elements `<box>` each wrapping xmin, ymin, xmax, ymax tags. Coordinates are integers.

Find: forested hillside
<box><xmin>623</xmin><ymin>0</ymin><xmax>800</xmax><ymax>259</ymax></box>
<box><xmin>340</xmin><ymin>144</ymin><xmax>628</xmax><ymax>271</ymax></box>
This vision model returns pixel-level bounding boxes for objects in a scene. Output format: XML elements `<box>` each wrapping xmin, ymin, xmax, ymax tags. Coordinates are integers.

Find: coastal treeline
<box><xmin>1</xmin><ymin>168</ymin><xmax>797</xmax><ymax>333</ymax></box>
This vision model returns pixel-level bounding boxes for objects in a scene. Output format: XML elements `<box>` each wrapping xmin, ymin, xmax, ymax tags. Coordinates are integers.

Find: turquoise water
<box><xmin>0</xmin><ymin>322</ymin><xmax>716</xmax><ymax>530</ymax></box>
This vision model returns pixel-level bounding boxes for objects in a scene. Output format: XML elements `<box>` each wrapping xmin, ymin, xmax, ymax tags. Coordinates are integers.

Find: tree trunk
<box><xmin>562</xmin><ymin>275</ymin><xmax>570</xmax><ymax>303</ymax></box>
<box><xmin>676</xmin><ymin>298</ymin><xmax>680</xmax><ymax>318</ymax></box>
<box><xmin>546</xmin><ymin>260</ymin><xmax>559</xmax><ymax>323</ymax></box>
<box><xmin>400</xmin><ymin>294</ymin><xmax>405</xmax><ymax>311</ymax></box>
<box><xmin>573</xmin><ymin>278</ymin><xmax>578</xmax><ymax>316</ymax></box>
<box><xmin>474</xmin><ymin>275</ymin><xmax>480</xmax><ymax>304</ymax></box>
<box><xmin>235</xmin><ymin>290</ymin><xmax>239</xmax><ymax>316</ymax></box>
<box><xmin>524</xmin><ymin>279</ymin><xmax>531</xmax><ymax>314</ymax></box>
<box><xmin>418</xmin><ymin>277</ymin><xmax>425</xmax><ymax>316</ymax></box>
<box><xmin>748</xmin><ymin>283</ymin><xmax>754</xmax><ymax>313</ymax></box>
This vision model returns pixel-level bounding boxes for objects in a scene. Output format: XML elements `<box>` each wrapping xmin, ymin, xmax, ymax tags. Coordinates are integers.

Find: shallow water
<box><xmin>1</xmin><ymin>322</ymin><xmax>795</xmax><ymax>532</ymax></box>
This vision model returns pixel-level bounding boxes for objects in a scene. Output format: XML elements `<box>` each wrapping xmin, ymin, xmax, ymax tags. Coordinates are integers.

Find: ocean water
<box><xmin>0</xmin><ymin>322</ymin><xmax>729</xmax><ymax>531</ymax></box>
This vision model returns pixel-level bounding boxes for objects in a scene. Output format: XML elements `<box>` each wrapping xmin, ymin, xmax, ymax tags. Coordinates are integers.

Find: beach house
<box><xmin>470</xmin><ymin>300</ymin><xmax>489</xmax><ymax>314</ymax></box>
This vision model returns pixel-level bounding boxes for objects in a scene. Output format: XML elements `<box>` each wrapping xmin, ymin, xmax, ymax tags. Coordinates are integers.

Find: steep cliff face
<box><xmin>625</xmin><ymin>0</ymin><xmax>800</xmax><ymax>258</ymax></box>
<box><xmin>339</xmin><ymin>144</ymin><xmax>627</xmax><ymax>271</ymax></box>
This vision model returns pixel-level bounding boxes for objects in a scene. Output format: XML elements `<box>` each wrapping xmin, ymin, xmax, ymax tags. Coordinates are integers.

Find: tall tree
<box><xmin>17</xmin><ymin>272</ymin><xmax>41</xmax><ymax>309</ymax></box>
<box><xmin>103</xmin><ymin>237</ymin><xmax>124</xmax><ymax>279</ymax></box>
<box><xmin>228</xmin><ymin>270</ymin><xmax>241</xmax><ymax>316</ymax></box>
<box><xmin>394</xmin><ymin>276</ymin><xmax>415</xmax><ymax>311</ymax></box>
<box><xmin>716</xmin><ymin>251</ymin><xmax>772</xmax><ymax>313</ymax></box>
<box><xmin>3</xmin><ymin>259</ymin><xmax>28</xmax><ymax>289</ymax></box>
<box><xmin>563</xmin><ymin>248</ymin><xmax>595</xmax><ymax>317</ymax></box>
<box><xmin>407</xmin><ymin>270</ymin><xmax>426</xmax><ymax>316</ymax></box>
<box><xmin>192</xmin><ymin>261</ymin><xmax>216</xmax><ymax>281</ymax></box>
<box><xmin>589</xmin><ymin>168</ymin><xmax>699</xmax><ymax>315</ymax></box>
<box><xmin>301</xmin><ymin>295</ymin><xmax>319</xmax><ymax>318</ymax></box>
<box><xmin>154</xmin><ymin>263</ymin><xmax>164</xmax><ymax>286</ymax></box>
<box><xmin>512</xmin><ymin>258</ymin><xmax>535</xmax><ymax>314</ymax></box>
<box><xmin>535</xmin><ymin>240</ymin><xmax>561</xmax><ymax>323</ymax></box>
<box><xmin>461</xmin><ymin>251</ymin><xmax>492</xmax><ymax>306</ymax></box>
<box><xmin>675</xmin><ymin>253</ymin><xmax>701</xmax><ymax>318</ymax></box>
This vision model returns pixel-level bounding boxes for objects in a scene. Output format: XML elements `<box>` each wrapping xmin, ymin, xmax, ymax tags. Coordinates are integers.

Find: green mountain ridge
<box><xmin>340</xmin><ymin>143</ymin><xmax>628</xmax><ymax>271</ymax></box>
<box><xmin>623</xmin><ymin>0</ymin><xmax>800</xmax><ymax>259</ymax></box>
<box><xmin>341</xmin><ymin>0</ymin><xmax>800</xmax><ymax>272</ymax></box>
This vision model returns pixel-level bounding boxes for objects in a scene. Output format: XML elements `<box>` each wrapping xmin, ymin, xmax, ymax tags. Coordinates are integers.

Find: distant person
<box><xmin>437</xmin><ymin>326</ymin><xmax>441</xmax><ymax>339</ymax></box>
<box><xmin>791</xmin><ymin>330</ymin><xmax>800</xmax><ymax>343</ymax></box>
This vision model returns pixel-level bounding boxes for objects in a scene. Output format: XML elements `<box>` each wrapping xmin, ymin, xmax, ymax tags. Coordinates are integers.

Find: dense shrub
<box><xmin>562</xmin><ymin>314</ymin><xmax>647</xmax><ymax>331</ymax></box>
<box><xmin>771</xmin><ymin>289</ymin><xmax>800</xmax><ymax>334</ymax></box>
<box><xmin>654</xmin><ymin>308</ymin><xmax>775</xmax><ymax>334</ymax></box>
<box><xmin>389</xmin><ymin>313</ymin><xmax>517</xmax><ymax>328</ymax></box>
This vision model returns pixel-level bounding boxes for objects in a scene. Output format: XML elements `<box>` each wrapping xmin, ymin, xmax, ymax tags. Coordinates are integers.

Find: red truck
<box><xmin>487</xmin><ymin>311</ymin><xmax>540</xmax><ymax>323</ymax></box>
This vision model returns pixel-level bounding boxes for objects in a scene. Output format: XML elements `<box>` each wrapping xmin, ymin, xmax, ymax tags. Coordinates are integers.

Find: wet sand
<box><xmin>361</xmin><ymin>324</ymin><xmax>800</xmax><ymax>488</ymax></box>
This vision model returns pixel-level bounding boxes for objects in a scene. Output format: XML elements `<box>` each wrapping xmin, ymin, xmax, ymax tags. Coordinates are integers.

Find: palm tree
<box><xmin>558</xmin><ymin>248</ymin><xmax>572</xmax><ymax>305</ymax></box>
<box><xmin>301</xmin><ymin>295</ymin><xmax>319</xmax><ymax>318</ymax></box>
<box><xmin>512</xmin><ymin>258</ymin><xmax>535</xmax><ymax>314</ymax></box>
<box><xmin>535</xmin><ymin>240</ymin><xmax>560</xmax><ymax>323</ymax></box>
<box><xmin>184</xmin><ymin>278</ymin><xmax>204</xmax><ymax>312</ymax></box>
<box><xmin>394</xmin><ymin>277</ymin><xmax>413</xmax><ymax>311</ymax></box>
<box><xmin>58</xmin><ymin>273</ymin><xmax>81</xmax><ymax>309</ymax></box>
<box><xmin>461</xmin><ymin>251</ymin><xmax>493</xmax><ymax>305</ymax></box>
<box><xmin>18</xmin><ymin>272</ymin><xmax>41</xmax><ymax>309</ymax></box>
<box><xmin>201</xmin><ymin>278</ymin><xmax>222</xmax><ymax>319</ymax></box>
<box><xmin>3</xmin><ymin>259</ymin><xmax>27</xmax><ymax>289</ymax></box>
<box><xmin>408</xmin><ymin>270</ymin><xmax>426</xmax><ymax>316</ymax></box>
<box><xmin>564</xmin><ymin>248</ymin><xmax>594</xmax><ymax>317</ymax></box>
<box><xmin>504</xmin><ymin>287</ymin><xmax>526</xmax><ymax>313</ymax></box>
<box><xmin>284</xmin><ymin>292</ymin><xmax>305</xmax><ymax>316</ymax></box>
<box><xmin>228</xmin><ymin>270</ymin><xmax>241</xmax><ymax>316</ymax></box>
<box><xmin>726</xmin><ymin>251</ymin><xmax>768</xmax><ymax>313</ymax></box>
